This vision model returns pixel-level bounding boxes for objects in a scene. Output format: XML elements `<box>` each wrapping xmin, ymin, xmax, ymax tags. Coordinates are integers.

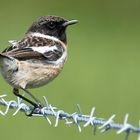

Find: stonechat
<box><xmin>0</xmin><ymin>16</ymin><xmax>78</xmax><ymax>112</ymax></box>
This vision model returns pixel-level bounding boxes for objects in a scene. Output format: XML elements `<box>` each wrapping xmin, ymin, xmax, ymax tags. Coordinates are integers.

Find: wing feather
<box><xmin>2</xmin><ymin>34</ymin><xmax>64</xmax><ymax>61</ymax></box>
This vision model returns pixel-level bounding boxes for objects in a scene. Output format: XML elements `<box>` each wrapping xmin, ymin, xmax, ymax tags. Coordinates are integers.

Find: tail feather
<box><xmin>0</xmin><ymin>53</ymin><xmax>18</xmax><ymax>72</ymax></box>
<box><xmin>0</xmin><ymin>53</ymin><xmax>13</xmax><ymax>60</ymax></box>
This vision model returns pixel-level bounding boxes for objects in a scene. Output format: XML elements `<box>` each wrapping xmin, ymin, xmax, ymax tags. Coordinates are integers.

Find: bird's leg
<box><xmin>20</xmin><ymin>87</ymin><xmax>42</xmax><ymax>108</ymax></box>
<box><xmin>13</xmin><ymin>88</ymin><xmax>42</xmax><ymax>116</ymax></box>
<box><xmin>13</xmin><ymin>88</ymin><xmax>38</xmax><ymax>107</ymax></box>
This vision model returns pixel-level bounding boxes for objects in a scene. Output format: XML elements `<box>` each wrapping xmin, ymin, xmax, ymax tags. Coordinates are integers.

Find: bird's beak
<box><xmin>63</xmin><ymin>19</ymin><xmax>78</xmax><ymax>27</ymax></box>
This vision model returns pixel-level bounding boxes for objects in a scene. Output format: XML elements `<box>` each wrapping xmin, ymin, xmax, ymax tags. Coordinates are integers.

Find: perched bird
<box><xmin>0</xmin><ymin>16</ymin><xmax>78</xmax><ymax>113</ymax></box>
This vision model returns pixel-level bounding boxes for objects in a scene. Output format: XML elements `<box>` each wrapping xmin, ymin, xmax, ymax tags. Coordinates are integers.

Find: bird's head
<box><xmin>27</xmin><ymin>16</ymin><xmax>78</xmax><ymax>44</ymax></box>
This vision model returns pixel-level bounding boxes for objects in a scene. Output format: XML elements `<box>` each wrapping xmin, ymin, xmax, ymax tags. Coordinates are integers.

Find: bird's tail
<box><xmin>0</xmin><ymin>53</ymin><xmax>18</xmax><ymax>72</ymax></box>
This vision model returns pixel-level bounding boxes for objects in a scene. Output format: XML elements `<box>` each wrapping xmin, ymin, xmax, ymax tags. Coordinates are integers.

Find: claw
<box><xmin>25</xmin><ymin>103</ymin><xmax>43</xmax><ymax>116</ymax></box>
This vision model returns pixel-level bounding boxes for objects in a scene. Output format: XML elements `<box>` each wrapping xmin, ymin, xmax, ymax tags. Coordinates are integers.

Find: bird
<box><xmin>0</xmin><ymin>15</ymin><xmax>78</xmax><ymax>114</ymax></box>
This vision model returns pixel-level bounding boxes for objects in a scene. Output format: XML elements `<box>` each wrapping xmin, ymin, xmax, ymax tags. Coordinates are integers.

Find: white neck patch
<box><xmin>32</xmin><ymin>32</ymin><xmax>60</xmax><ymax>42</ymax></box>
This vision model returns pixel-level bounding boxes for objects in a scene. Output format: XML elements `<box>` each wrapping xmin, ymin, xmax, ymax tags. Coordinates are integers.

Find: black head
<box><xmin>27</xmin><ymin>16</ymin><xmax>78</xmax><ymax>44</ymax></box>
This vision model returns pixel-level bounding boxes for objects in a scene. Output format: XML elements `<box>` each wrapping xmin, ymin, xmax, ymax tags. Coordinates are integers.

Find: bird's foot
<box><xmin>25</xmin><ymin>103</ymin><xmax>43</xmax><ymax>117</ymax></box>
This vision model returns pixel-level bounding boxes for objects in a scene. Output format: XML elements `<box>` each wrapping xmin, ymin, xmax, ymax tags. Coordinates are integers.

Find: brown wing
<box><xmin>2</xmin><ymin>35</ymin><xmax>64</xmax><ymax>61</ymax></box>
<box><xmin>3</xmin><ymin>47</ymin><xmax>44</xmax><ymax>60</ymax></box>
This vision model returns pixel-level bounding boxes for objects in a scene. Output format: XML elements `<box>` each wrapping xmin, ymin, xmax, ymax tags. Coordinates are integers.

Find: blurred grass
<box><xmin>0</xmin><ymin>0</ymin><xmax>140</xmax><ymax>140</ymax></box>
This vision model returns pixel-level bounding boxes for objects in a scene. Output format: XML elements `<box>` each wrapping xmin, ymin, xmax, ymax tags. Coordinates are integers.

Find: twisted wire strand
<box><xmin>0</xmin><ymin>94</ymin><xmax>140</xmax><ymax>140</ymax></box>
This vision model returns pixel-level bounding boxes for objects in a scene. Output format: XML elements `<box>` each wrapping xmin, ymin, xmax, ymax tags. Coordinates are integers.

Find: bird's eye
<box><xmin>47</xmin><ymin>21</ymin><xmax>56</xmax><ymax>29</ymax></box>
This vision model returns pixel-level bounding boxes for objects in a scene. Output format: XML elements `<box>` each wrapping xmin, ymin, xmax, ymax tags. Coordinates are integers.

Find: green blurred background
<box><xmin>0</xmin><ymin>0</ymin><xmax>140</xmax><ymax>139</ymax></box>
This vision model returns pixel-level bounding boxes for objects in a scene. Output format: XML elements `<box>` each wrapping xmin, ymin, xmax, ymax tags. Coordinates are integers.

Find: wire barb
<box><xmin>99</xmin><ymin>114</ymin><xmax>116</xmax><ymax>132</ymax></box>
<box><xmin>0</xmin><ymin>95</ymin><xmax>140</xmax><ymax>140</ymax></box>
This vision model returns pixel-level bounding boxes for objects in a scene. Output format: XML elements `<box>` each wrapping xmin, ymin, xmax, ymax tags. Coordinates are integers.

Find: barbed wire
<box><xmin>0</xmin><ymin>94</ymin><xmax>140</xmax><ymax>140</ymax></box>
